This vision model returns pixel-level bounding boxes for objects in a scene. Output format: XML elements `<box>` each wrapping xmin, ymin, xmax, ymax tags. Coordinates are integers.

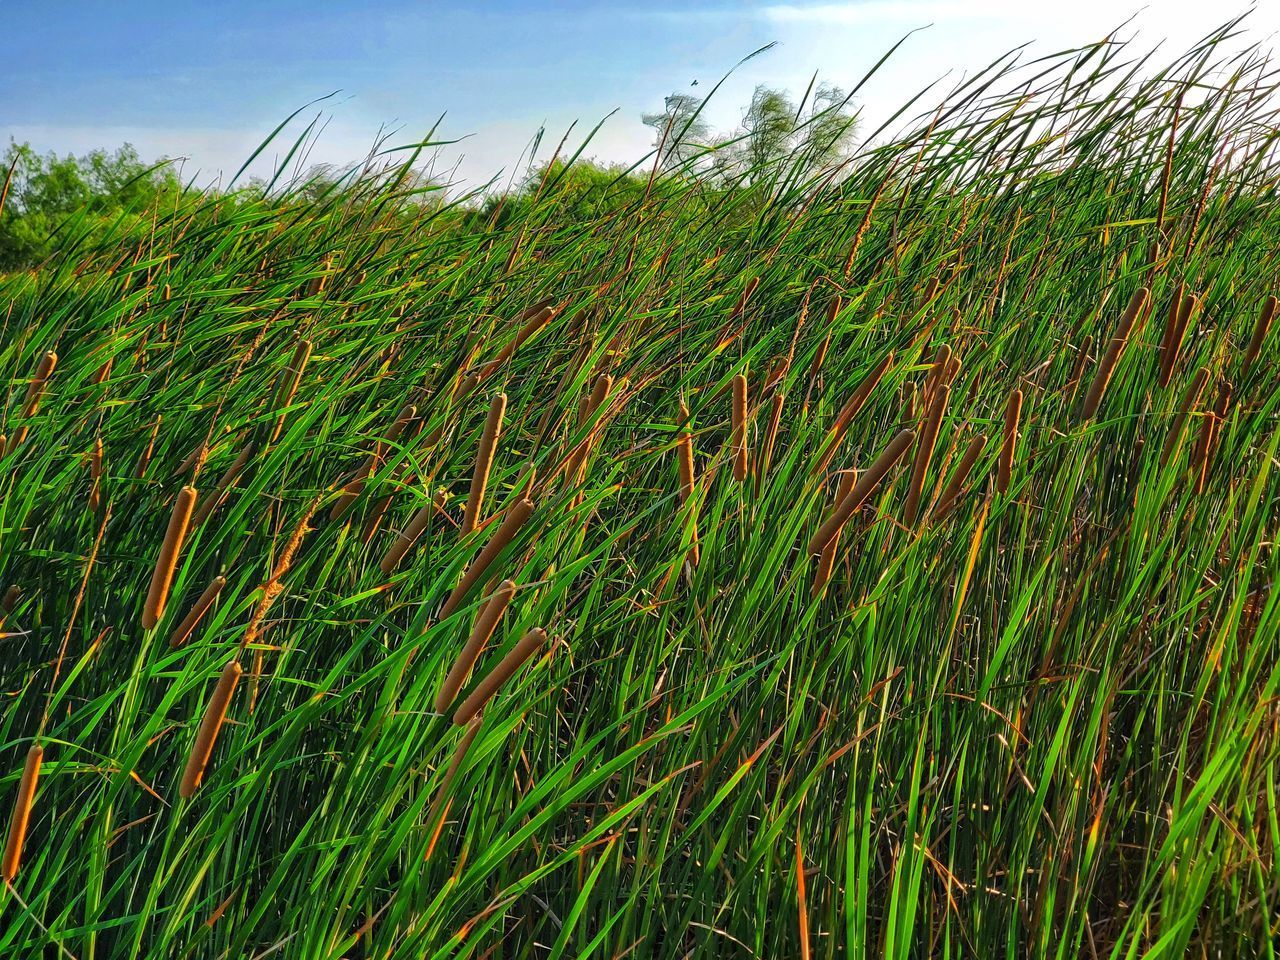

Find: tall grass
<box><xmin>1</xmin><ymin>19</ymin><xmax>1279</xmax><ymax>958</ymax></box>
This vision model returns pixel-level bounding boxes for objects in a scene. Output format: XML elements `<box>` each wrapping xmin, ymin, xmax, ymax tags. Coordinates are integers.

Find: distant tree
<box><xmin>642</xmin><ymin>94</ymin><xmax>712</xmax><ymax>171</ymax></box>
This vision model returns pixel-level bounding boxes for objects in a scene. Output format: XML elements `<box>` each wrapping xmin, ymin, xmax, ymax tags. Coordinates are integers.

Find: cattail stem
<box><xmin>1159</xmin><ymin>367</ymin><xmax>1211</xmax><ymax>468</ymax></box>
<box><xmin>936</xmin><ymin>434</ymin><xmax>989</xmax><ymax>520</ymax></box>
<box><xmin>2</xmin><ymin>744</ymin><xmax>42</xmax><ymax>882</ymax></box>
<box><xmin>1243</xmin><ymin>294</ymin><xmax>1276</xmax><ymax>374</ymax></box>
<box><xmin>731</xmin><ymin>373</ymin><xmax>749</xmax><ymax>483</ymax></box>
<box><xmin>904</xmin><ymin>384</ymin><xmax>950</xmax><ymax>525</ymax></box>
<box><xmin>452</xmin><ymin>628</ymin><xmax>547</xmax><ymax>725</ymax></box>
<box><xmin>144</xmin><ymin>486</ymin><xmax>198</xmax><ymax>630</ymax></box>
<box><xmin>435</xmin><ymin>580</ymin><xmax>516</xmax><ymax>713</ymax></box>
<box><xmin>462</xmin><ymin>393</ymin><xmax>507</xmax><ymax>536</ymax></box>
<box><xmin>1081</xmin><ymin>287</ymin><xmax>1149</xmax><ymax>420</ymax></box>
<box><xmin>440</xmin><ymin>499</ymin><xmax>534</xmax><ymax>619</ymax></box>
<box><xmin>380</xmin><ymin>490</ymin><xmax>451</xmax><ymax>575</ymax></box>
<box><xmin>808</xmin><ymin>429</ymin><xmax>916</xmax><ymax>555</ymax></box>
<box><xmin>169</xmin><ymin>575</ymin><xmax>227</xmax><ymax>648</ymax></box>
<box><xmin>425</xmin><ymin>715</ymin><xmax>483</xmax><ymax>837</ymax></box>
<box><xmin>6</xmin><ymin>351</ymin><xmax>57</xmax><ymax>455</ymax></box>
<box><xmin>997</xmin><ymin>389</ymin><xmax>1022</xmax><ymax>495</ymax></box>
<box><xmin>179</xmin><ymin>660</ymin><xmax>242</xmax><ymax>799</ymax></box>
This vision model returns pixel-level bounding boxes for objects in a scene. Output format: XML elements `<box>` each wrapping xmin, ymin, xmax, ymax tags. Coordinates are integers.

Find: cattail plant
<box><xmin>813</xmin><ymin>469</ymin><xmax>857</xmax><ymax>596</ymax></box>
<box><xmin>904</xmin><ymin>384</ymin><xmax>950</xmax><ymax>525</ymax></box>
<box><xmin>731</xmin><ymin>373</ymin><xmax>749</xmax><ymax>483</ymax></box>
<box><xmin>814</xmin><ymin>351</ymin><xmax>895</xmax><ymax>477</ymax></box>
<box><xmin>380</xmin><ymin>489</ymin><xmax>451</xmax><ymax>575</ymax></box>
<box><xmin>2</xmin><ymin>744</ymin><xmax>42</xmax><ymax>882</ymax></box>
<box><xmin>757</xmin><ymin>391</ymin><xmax>785</xmax><ymax>487</ymax></box>
<box><xmin>435</xmin><ymin>580</ymin><xmax>517</xmax><ymax>713</ymax></box>
<box><xmin>440</xmin><ymin>499</ymin><xmax>534</xmax><ymax>619</ymax></box>
<box><xmin>921</xmin><ymin>344</ymin><xmax>951</xmax><ymax>411</ymax></box>
<box><xmin>330</xmin><ymin>403</ymin><xmax>417</xmax><ymax>521</ymax></box>
<box><xmin>192</xmin><ymin>442</ymin><xmax>256</xmax><ymax>528</ymax></box>
<box><xmin>452</xmin><ymin>628</ymin><xmax>548</xmax><ymax>725</ymax></box>
<box><xmin>477</xmin><ymin>303</ymin><xmax>557</xmax><ymax>381</ymax></box>
<box><xmin>1081</xmin><ymin>287</ymin><xmax>1149</xmax><ymax>420</ymax></box>
<box><xmin>1194</xmin><ymin>379</ymin><xmax>1232</xmax><ymax>494</ymax></box>
<box><xmin>270</xmin><ymin>339</ymin><xmax>313</xmax><ymax>443</ymax></box>
<box><xmin>6</xmin><ymin>351</ymin><xmax>57</xmax><ymax>455</ymax></box>
<box><xmin>1159</xmin><ymin>366</ymin><xmax>1211</xmax><ymax>468</ymax></box>
<box><xmin>935</xmin><ymin>434</ymin><xmax>989</xmax><ymax>520</ymax></box>
<box><xmin>1243</xmin><ymin>294</ymin><xmax>1276</xmax><ymax>374</ymax></box>
<box><xmin>179</xmin><ymin>660</ymin><xmax>242</xmax><ymax>798</ymax></box>
<box><xmin>462</xmin><ymin>393</ymin><xmax>507</xmax><ymax>536</ymax></box>
<box><xmin>997</xmin><ymin>388</ymin><xmax>1023</xmax><ymax>495</ymax></box>
<box><xmin>808</xmin><ymin>429</ymin><xmax>916</xmax><ymax>555</ymax></box>
<box><xmin>1066</xmin><ymin>336</ymin><xmax>1093</xmax><ymax>401</ymax></box>
<box><xmin>1157</xmin><ymin>281</ymin><xmax>1185</xmax><ymax>384</ymax></box>
<box><xmin>169</xmin><ymin>575</ymin><xmax>227</xmax><ymax>649</ymax></box>
<box><xmin>143</xmin><ymin>486</ymin><xmax>198</xmax><ymax>630</ymax></box>
<box><xmin>1158</xmin><ymin>292</ymin><xmax>1196</xmax><ymax>388</ymax></box>
<box><xmin>425</xmin><ymin>715</ymin><xmax>483</xmax><ymax>840</ymax></box>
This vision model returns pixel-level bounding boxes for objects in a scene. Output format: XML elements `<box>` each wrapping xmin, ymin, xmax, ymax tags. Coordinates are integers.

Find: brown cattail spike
<box><xmin>731</xmin><ymin>373</ymin><xmax>749</xmax><ymax>482</ymax></box>
<box><xmin>814</xmin><ymin>351</ymin><xmax>895</xmax><ymax>477</ymax></box>
<box><xmin>143</xmin><ymin>486</ymin><xmax>198</xmax><ymax>630</ymax></box>
<box><xmin>1160</xmin><ymin>366</ymin><xmax>1211</xmax><ymax>468</ymax></box>
<box><xmin>179</xmin><ymin>660</ymin><xmax>242</xmax><ymax>798</ymax></box>
<box><xmin>676</xmin><ymin>401</ymin><xmax>700</xmax><ymax>568</ymax></box>
<box><xmin>1082</xmin><ymin>287</ymin><xmax>1149</xmax><ymax>420</ymax></box>
<box><xmin>435</xmin><ymin>580</ymin><xmax>517</xmax><ymax>713</ymax></box>
<box><xmin>997</xmin><ymin>389</ymin><xmax>1023</xmax><ymax>495</ymax></box>
<box><xmin>808</xmin><ymin>429</ymin><xmax>916</xmax><ymax>555</ymax></box>
<box><xmin>440</xmin><ymin>499</ymin><xmax>534</xmax><ymax>619</ymax></box>
<box><xmin>169</xmin><ymin>575</ymin><xmax>228</xmax><ymax>649</ymax></box>
<box><xmin>6</xmin><ymin>351</ymin><xmax>57</xmax><ymax>455</ymax></box>
<box><xmin>1244</xmin><ymin>295</ymin><xmax>1277</xmax><ymax>374</ymax></box>
<box><xmin>380</xmin><ymin>490</ymin><xmax>451</xmax><ymax>575</ymax></box>
<box><xmin>452</xmin><ymin>628</ymin><xmax>548</xmax><ymax>725</ymax></box>
<box><xmin>936</xmin><ymin>434</ymin><xmax>989</xmax><ymax>520</ymax></box>
<box><xmin>904</xmin><ymin>384</ymin><xmax>949</xmax><ymax>526</ymax></box>
<box><xmin>462</xmin><ymin>394</ymin><xmax>507</xmax><ymax>536</ymax></box>
<box><xmin>1159</xmin><ymin>293</ymin><xmax>1196</xmax><ymax>388</ymax></box>
<box><xmin>813</xmin><ymin>469</ymin><xmax>858</xmax><ymax>596</ymax></box>
<box><xmin>2</xmin><ymin>744</ymin><xmax>42</xmax><ymax>882</ymax></box>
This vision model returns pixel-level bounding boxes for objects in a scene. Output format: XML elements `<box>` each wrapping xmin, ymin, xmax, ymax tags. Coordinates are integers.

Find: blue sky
<box><xmin>5</xmin><ymin>2</ymin><xmax>1277</xmax><ymax>189</ymax></box>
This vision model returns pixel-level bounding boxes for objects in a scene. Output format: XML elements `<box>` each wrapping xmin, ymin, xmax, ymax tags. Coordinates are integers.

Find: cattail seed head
<box><xmin>1082</xmin><ymin>287</ymin><xmax>1149</xmax><ymax>420</ymax></box>
<box><xmin>1244</xmin><ymin>294</ymin><xmax>1276</xmax><ymax>374</ymax></box>
<box><xmin>435</xmin><ymin>579</ymin><xmax>517</xmax><ymax>713</ymax></box>
<box><xmin>462</xmin><ymin>393</ymin><xmax>507</xmax><ymax>536</ymax></box>
<box><xmin>936</xmin><ymin>434</ymin><xmax>989</xmax><ymax>520</ymax></box>
<box><xmin>2</xmin><ymin>744</ymin><xmax>43</xmax><ymax>881</ymax></box>
<box><xmin>440</xmin><ymin>499</ymin><xmax>534</xmax><ymax>619</ymax></box>
<box><xmin>731</xmin><ymin>373</ymin><xmax>749</xmax><ymax>483</ymax></box>
<box><xmin>143</xmin><ymin>486</ymin><xmax>198</xmax><ymax>630</ymax></box>
<box><xmin>997</xmin><ymin>389</ymin><xmax>1023</xmax><ymax>495</ymax></box>
<box><xmin>904</xmin><ymin>384</ymin><xmax>950</xmax><ymax>526</ymax></box>
<box><xmin>808</xmin><ymin>428</ymin><xmax>916</xmax><ymax>556</ymax></box>
<box><xmin>169</xmin><ymin>575</ymin><xmax>227</xmax><ymax>649</ymax></box>
<box><xmin>452</xmin><ymin>628</ymin><xmax>548</xmax><ymax>725</ymax></box>
<box><xmin>380</xmin><ymin>489</ymin><xmax>451</xmax><ymax>575</ymax></box>
<box><xmin>179</xmin><ymin>660</ymin><xmax>242</xmax><ymax>799</ymax></box>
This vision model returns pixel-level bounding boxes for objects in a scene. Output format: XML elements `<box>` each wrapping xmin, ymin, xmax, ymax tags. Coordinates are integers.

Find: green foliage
<box><xmin>0</xmin><ymin>21</ymin><xmax>1278</xmax><ymax>959</ymax></box>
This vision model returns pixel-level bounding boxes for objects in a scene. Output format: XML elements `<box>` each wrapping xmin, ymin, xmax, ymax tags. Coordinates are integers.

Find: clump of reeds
<box><xmin>1081</xmin><ymin>287</ymin><xmax>1149</xmax><ymax>420</ymax></box>
<box><xmin>462</xmin><ymin>393</ymin><xmax>507</xmax><ymax>536</ymax></box>
<box><xmin>440</xmin><ymin>499</ymin><xmax>534</xmax><ymax>618</ymax></box>
<box><xmin>179</xmin><ymin>661</ymin><xmax>242</xmax><ymax>798</ymax></box>
<box><xmin>2</xmin><ymin>744</ymin><xmax>42</xmax><ymax>881</ymax></box>
<box><xmin>143</xmin><ymin>486</ymin><xmax>198</xmax><ymax>630</ymax></box>
<box><xmin>452</xmin><ymin>627</ymin><xmax>548</xmax><ymax>725</ymax></box>
<box><xmin>435</xmin><ymin>580</ymin><xmax>516</xmax><ymax>713</ymax></box>
<box><xmin>169</xmin><ymin>575</ymin><xmax>228</xmax><ymax>649</ymax></box>
<box><xmin>6</xmin><ymin>351</ymin><xmax>57</xmax><ymax>455</ymax></box>
<box><xmin>808</xmin><ymin>429</ymin><xmax>916</xmax><ymax>555</ymax></box>
<box><xmin>997</xmin><ymin>388</ymin><xmax>1022</xmax><ymax>495</ymax></box>
<box><xmin>731</xmin><ymin>373</ymin><xmax>749</xmax><ymax>483</ymax></box>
